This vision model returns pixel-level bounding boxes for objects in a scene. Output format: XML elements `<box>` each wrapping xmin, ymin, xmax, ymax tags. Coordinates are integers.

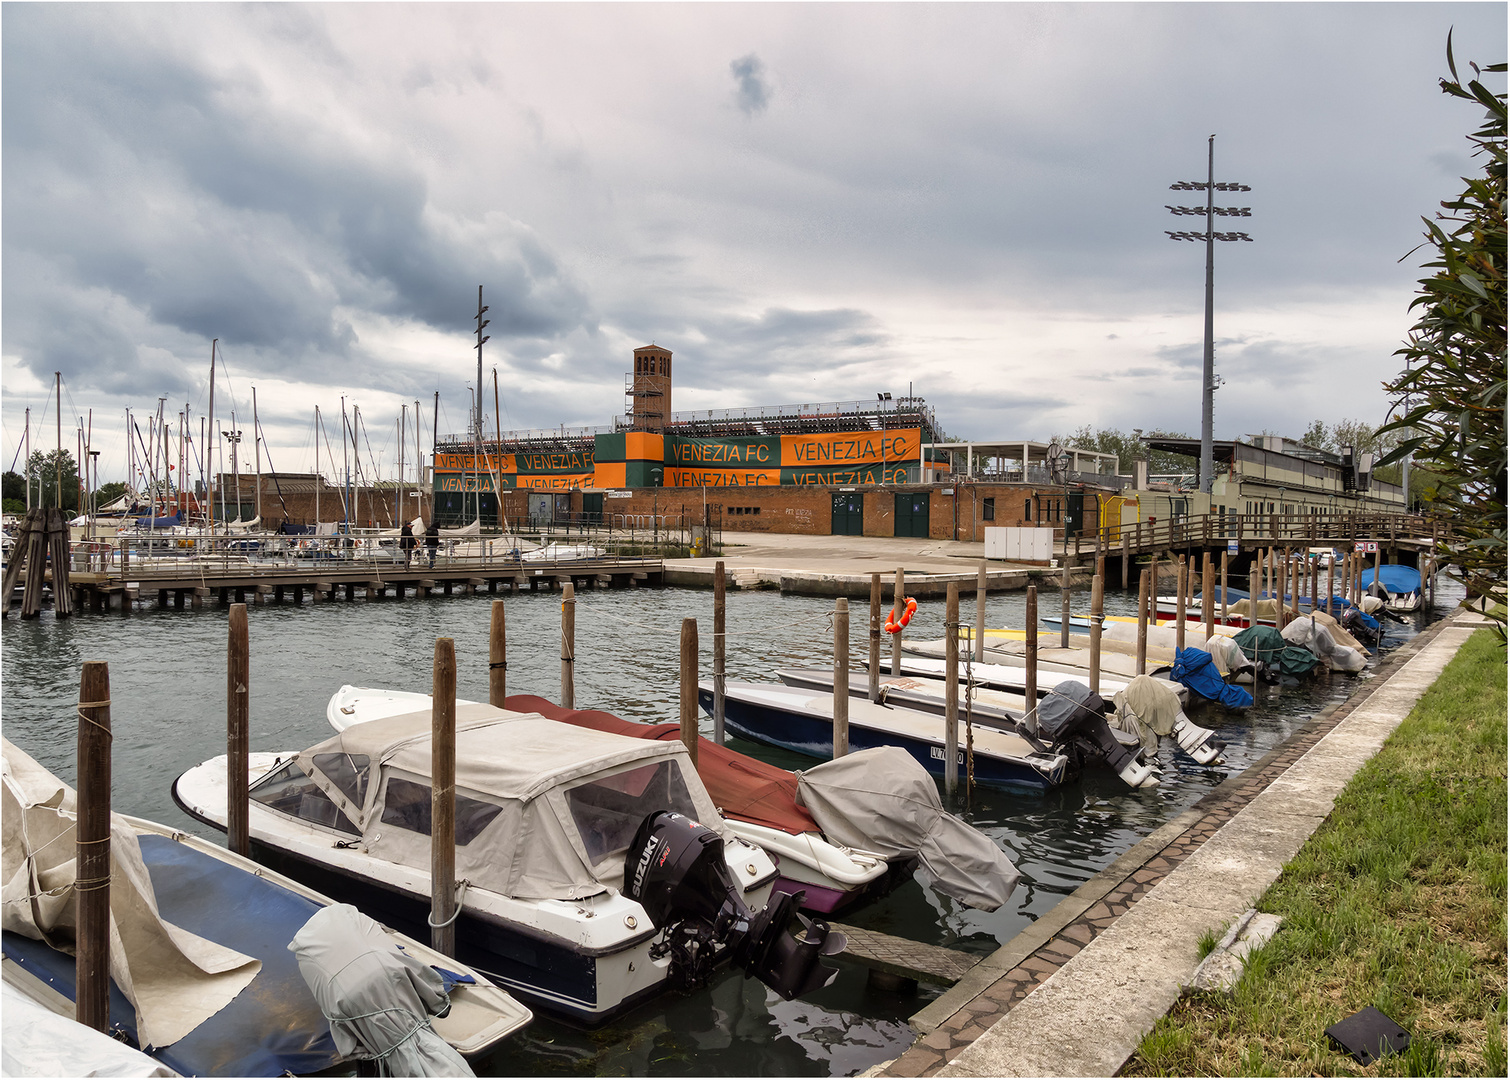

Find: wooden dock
<box><xmin>822</xmin><ymin>920</ymin><xmax>981</xmax><ymax>988</ymax></box>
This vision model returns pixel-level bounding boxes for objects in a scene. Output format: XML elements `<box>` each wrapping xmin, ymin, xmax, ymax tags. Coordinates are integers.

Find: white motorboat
<box><xmin>174</xmin><ymin>702</ymin><xmax>844</xmax><ymax>1026</ymax></box>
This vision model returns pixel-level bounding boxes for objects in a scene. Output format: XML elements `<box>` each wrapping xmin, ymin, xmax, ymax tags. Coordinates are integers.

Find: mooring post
<box><xmin>560</xmin><ymin>581</ymin><xmax>575</xmax><ymax>709</ymax></box>
<box><xmin>1174</xmin><ymin>557</ymin><xmax>1187</xmax><ymax>651</ymax></box>
<box><xmin>1024</xmin><ymin>586</ymin><xmax>1039</xmax><ymax>728</ymax></box>
<box><xmin>975</xmin><ymin>560</ymin><xmax>987</xmax><ymax>664</ymax></box>
<box><xmin>1291</xmin><ymin>552</ymin><xmax>1302</xmax><ymax>622</ymax></box>
<box><xmin>943</xmin><ymin>582</ymin><xmax>960</xmax><ymax>796</ymax></box>
<box><xmin>833</xmin><ymin>597</ymin><xmax>849</xmax><ymax>759</ymax></box>
<box><xmin>489</xmin><ymin>599</ymin><xmax>506</xmax><ymax>706</ymax></box>
<box><xmin>891</xmin><ymin>567</ymin><xmax>904</xmax><ymax>675</ymax></box>
<box><xmin>1220</xmin><ymin>549</ymin><xmax>1230</xmax><ymax>624</ymax></box>
<box><xmin>431</xmin><ymin>637</ymin><xmax>457</xmax><ymax>957</ymax></box>
<box><xmin>227</xmin><ymin>603</ymin><xmax>250</xmax><ymax>856</ymax></box>
<box><xmin>868</xmin><ymin>573</ymin><xmax>882</xmax><ymax>703</ymax></box>
<box><xmin>1373</xmin><ymin>543</ymin><xmax>1382</xmax><ymax>591</ymax></box>
<box><xmin>1121</xmin><ymin>533</ymin><xmax>1130</xmax><ymax>588</ymax></box>
<box><xmin>1136</xmin><ymin>568</ymin><xmax>1150</xmax><ymax>674</ymax></box>
<box><xmin>1326</xmin><ymin>553</ymin><xmax>1336</xmax><ymax>618</ymax></box>
<box><xmin>679</xmin><ymin>618</ymin><xmax>699</xmax><ymax>767</ymax></box>
<box><xmin>713</xmin><ymin>561</ymin><xmax>726</xmax><ymax>745</ymax></box>
<box><xmin>1059</xmin><ymin>549</ymin><xmax>1071</xmax><ymax>649</ymax></box>
<box><xmin>76</xmin><ymin>660</ymin><xmax>111</xmax><ymax>1033</ymax></box>
<box><xmin>1250</xmin><ymin>561</ymin><xmax>1262</xmax><ymax>625</ymax></box>
<box><xmin>1088</xmin><ymin>573</ymin><xmax>1104</xmax><ymax>696</ymax></box>
<box><xmin>1203</xmin><ymin>553</ymin><xmax>1215</xmax><ymax>641</ymax></box>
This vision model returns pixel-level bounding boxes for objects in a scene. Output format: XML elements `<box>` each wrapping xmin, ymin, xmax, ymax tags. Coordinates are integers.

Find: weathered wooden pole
<box><xmin>1290</xmin><ymin>551</ymin><xmax>1302</xmax><ymax>621</ymax></box>
<box><xmin>1024</xmin><ymin>585</ymin><xmax>1039</xmax><ymax>726</ymax></box>
<box><xmin>76</xmin><ymin>660</ymin><xmax>111</xmax><ymax>1033</ymax></box>
<box><xmin>868</xmin><ymin>573</ymin><xmax>882</xmax><ymax>703</ymax></box>
<box><xmin>1220</xmin><ymin>549</ymin><xmax>1230</xmax><ymax>624</ymax></box>
<box><xmin>713</xmin><ymin>561</ymin><xmax>726</xmax><ymax>744</ymax></box>
<box><xmin>1136</xmin><ymin>568</ymin><xmax>1150</xmax><ymax>674</ymax></box>
<box><xmin>943</xmin><ymin>583</ymin><xmax>960</xmax><ymax>796</ymax></box>
<box><xmin>891</xmin><ymin>567</ymin><xmax>905</xmax><ymax>675</ymax></box>
<box><xmin>832</xmin><ymin>597</ymin><xmax>849</xmax><ymax>759</ymax></box>
<box><xmin>1202</xmin><ymin>553</ymin><xmax>1215</xmax><ymax>641</ymax></box>
<box><xmin>975</xmin><ymin>560</ymin><xmax>988</xmax><ymax>663</ymax></box>
<box><xmin>679</xmin><ymin>618</ymin><xmax>699</xmax><ymax>767</ymax></box>
<box><xmin>1059</xmin><ymin>548</ymin><xmax>1071</xmax><ymax>649</ymax></box>
<box><xmin>1088</xmin><ymin>573</ymin><xmax>1104</xmax><ymax>696</ymax></box>
<box><xmin>431</xmin><ymin>637</ymin><xmax>457</xmax><ymax>957</ymax></box>
<box><xmin>1373</xmin><ymin>542</ymin><xmax>1382</xmax><ymax>591</ymax></box>
<box><xmin>1326</xmin><ymin>553</ymin><xmax>1336</xmax><ymax>617</ymax></box>
<box><xmin>227</xmin><ymin>603</ymin><xmax>250</xmax><ymax>857</ymax></box>
<box><xmin>560</xmin><ymin>582</ymin><xmax>575</xmax><ymax>708</ymax></box>
<box><xmin>488</xmin><ymin>599</ymin><xmax>506</xmax><ymax>706</ymax></box>
<box><xmin>1310</xmin><ymin>550</ymin><xmax>1319</xmax><ymax>613</ymax></box>
<box><xmin>1121</xmin><ymin>533</ymin><xmax>1130</xmax><ymax>589</ymax></box>
<box><xmin>1174</xmin><ymin>557</ymin><xmax>1187</xmax><ymax>650</ymax></box>
<box><xmin>1249</xmin><ymin>560</ymin><xmax>1262</xmax><ymax>625</ymax></box>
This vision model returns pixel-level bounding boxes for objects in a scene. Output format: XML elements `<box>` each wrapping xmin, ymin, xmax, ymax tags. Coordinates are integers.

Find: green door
<box><xmin>831</xmin><ymin>492</ymin><xmax>864</xmax><ymax>536</ymax></box>
<box><xmin>894</xmin><ymin>492</ymin><xmax>930</xmax><ymax>538</ymax></box>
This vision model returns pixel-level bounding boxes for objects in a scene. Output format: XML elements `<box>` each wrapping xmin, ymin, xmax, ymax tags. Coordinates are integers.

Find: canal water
<box><xmin>0</xmin><ymin>572</ymin><xmax>1460</xmax><ymax>1076</ymax></box>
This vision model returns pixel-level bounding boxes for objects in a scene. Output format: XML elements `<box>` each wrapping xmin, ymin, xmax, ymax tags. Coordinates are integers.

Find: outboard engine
<box><xmin>624</xmin><ymin>811</ymin><xmax>846</xmax><ymax>999</ymax></box>
<box><xmin>1037</xmin><ymin>681</ymin><xmax>1157</xmax><ymax>789</ymax></box>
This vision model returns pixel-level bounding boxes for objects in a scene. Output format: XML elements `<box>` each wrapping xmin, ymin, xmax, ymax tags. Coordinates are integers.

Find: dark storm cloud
<box><xmin>1</xmin><ymin>5</ymin><xmax>589</xmax><ymax>388</ymax></box>
<box><xmin>730</xmin><ymin>54</ymin><xmax>771</xmax><ymax>116</ymax></box>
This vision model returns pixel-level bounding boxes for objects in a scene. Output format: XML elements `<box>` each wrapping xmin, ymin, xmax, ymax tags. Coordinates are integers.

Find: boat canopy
<box><xmin>275</xmin><ymin>704</ymin><xmax>728</xmax><ymax>901</ymax></box>
<box><xmin>134</xmin><ymin>512</ymin><xmax>183</xmax><ymax>529</ymax></box>
<box><xmin>1360</xmin><ymin>564</ymin><xmax>1421</xmax><ymax>594</ymax></box>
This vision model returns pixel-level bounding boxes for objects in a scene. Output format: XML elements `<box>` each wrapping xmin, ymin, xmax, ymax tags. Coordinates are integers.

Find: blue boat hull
<box><xmin>699</xmin><ymin>688</ymin><xmax>1062</xmax><ymax>793</ymax></box>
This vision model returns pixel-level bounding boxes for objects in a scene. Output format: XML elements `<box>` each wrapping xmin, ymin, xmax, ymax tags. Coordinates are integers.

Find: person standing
<box><xmin>399</xmin><ymin>520</ymin><xmax>416</xmax><ymax>568</ymax></box>
<box><xmin>425</xmin><ymin>518</ymin><xmax>440</xmax><ymax>568</ymax></box>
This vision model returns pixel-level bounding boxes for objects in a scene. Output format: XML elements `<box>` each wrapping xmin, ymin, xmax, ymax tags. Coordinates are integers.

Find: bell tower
<box><xmin>626</xmin><ymin>345</ymin><xmax>672</xmax><ymax>433</ymax></box>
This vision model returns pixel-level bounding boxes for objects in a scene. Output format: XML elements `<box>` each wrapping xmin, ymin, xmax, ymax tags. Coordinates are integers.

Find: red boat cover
<box><xmin>506</xmin><ymin>694</ymin><xmax>819</xmax><ymax>836</ymax></box>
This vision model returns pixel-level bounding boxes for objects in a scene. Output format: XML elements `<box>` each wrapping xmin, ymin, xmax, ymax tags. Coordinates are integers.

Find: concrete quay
<box><xmin>861</xmin><ymin>608</ymin><xmax>1487</xmax><ymax>1078</ymax></box>
<box><xmin>668</xmin><ymin>534</ymin><xmax>1093</xmax><ymax>597</ymax></box>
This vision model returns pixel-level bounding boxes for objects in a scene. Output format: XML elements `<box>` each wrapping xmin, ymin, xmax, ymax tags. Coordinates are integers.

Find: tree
<box><xmin>2</xmin><ymin>470</ymin><xmax>24</xmax><ymax>509</ymax></box>
<box><xmin>1377</xmin><ymin>37</ymin><xmax>1506</xmax><ymax>636</ymax></box>
<box><xmin>1055</xmin><ymin>425</ymin><xmax>1199</xmax><ymax>476</ymax></box>
<box><xmin>24</xmin><ymin>449</ymin><xmax>81</xmax><ymax>512</ymax></box>
<box><xmin>94</xmin><ymin>481</ymin><xmax>129</xmax><ymax>508</ymax></box>
<box><xmin>1298</xmin><ymin>418</ymin><xmax>1408</xmax><ymax>485</ymax></box>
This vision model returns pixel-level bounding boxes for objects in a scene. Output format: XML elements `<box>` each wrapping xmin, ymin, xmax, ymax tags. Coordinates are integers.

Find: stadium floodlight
<box><xmin>1165</xmin><ymin>135</ymin><xmax>1255</xmax><ymax>495</ymax></box>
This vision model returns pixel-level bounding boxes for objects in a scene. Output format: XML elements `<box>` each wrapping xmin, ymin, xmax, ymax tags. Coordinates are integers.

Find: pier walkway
<box><xmin>864</xmin><ymin>607</ymin><xmax>1488</xmax><ymax>1078</ymax></box>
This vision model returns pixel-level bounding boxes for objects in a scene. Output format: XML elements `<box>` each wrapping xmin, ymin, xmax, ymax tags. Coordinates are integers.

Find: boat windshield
<box><xmin>378</xmin><ymin>777</ymin><xmax>503</xmax><ymax>846</ymax></box>
<box><xmin>565</xmin><ymin>761</ymin><xmax>697</xmax><ymax>863</ymax></box>
<box><xmin>251</xmin><ymin>760</ymin><xmax>360</xmax><ymax>836</ymax></box>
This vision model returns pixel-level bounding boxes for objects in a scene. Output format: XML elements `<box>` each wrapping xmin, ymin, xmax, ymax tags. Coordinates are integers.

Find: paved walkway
<box><xmin>864</xmin><ymin>609</ymin><xmax>1486</xmax><ymax>1078</ymax></box>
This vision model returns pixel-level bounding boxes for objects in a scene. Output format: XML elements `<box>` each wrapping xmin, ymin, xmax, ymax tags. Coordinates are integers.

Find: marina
<box><xmin>0</xmin><ymin>541</ymin><xmax>1464</xmax><ymax>1076</ymax></box>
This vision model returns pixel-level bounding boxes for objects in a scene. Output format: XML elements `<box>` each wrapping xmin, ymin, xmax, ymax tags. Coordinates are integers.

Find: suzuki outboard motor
<box><xmin>1037</xmin><ymin>681</ymin><xmax>1157</xmax><ymax>789</ymax></box>
<box><xmin>624</xmin><ymin>811</ymin><xmax>846</xmax><ymax>999</ymax></box>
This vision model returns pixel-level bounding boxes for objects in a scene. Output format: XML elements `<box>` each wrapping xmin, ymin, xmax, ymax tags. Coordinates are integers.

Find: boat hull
<box><xmin>701</xmin><ymin>688</ymin><xmax>1064</xmax><ymax>793</ymax></box>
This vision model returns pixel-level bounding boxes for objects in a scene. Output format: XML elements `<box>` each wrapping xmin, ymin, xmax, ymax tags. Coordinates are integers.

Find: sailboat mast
<box><xmin>252</xmin><ymin>386</ymin><xmax>262</xmax><ymax>523</ymax></box>
<box><xmin>314</xmin><ymin>406</ymin><xmax>322</xmax><ymax>528</ymax></box>
<box><xmin>415</xmin><ymin>399</ymin><xmax>422</xmax><ymax>523</ymax></box>
<box><xmin>207</xmin><ymin>339</ymin><xmax>217</xmax><ymax>532</ymax></box>
<box><xmin>54</xmin><ymin>372</ymin><xmax>61</xmax><ymax>510</ymax></box>
<box><xmin>24</xmin><ymin>407</ymin><xmax>30</xmax><ymax>511</ymax></box>
<box><xmin>341</xmin><ymin>397</ymin><xmax>350</xmax><ymax>532</ymax></box>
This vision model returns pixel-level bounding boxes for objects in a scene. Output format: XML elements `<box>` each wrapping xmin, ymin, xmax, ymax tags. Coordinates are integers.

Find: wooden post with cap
<box><xmin>431</xmin><ymin>637</ymin><xmax>457</xmax><ymax>957</ymax></box>
<box><xmin>944</xmin><ymin>583</ymin><xmax>960</xmax><ymax>796</ymax></box>
<box><xmin>868</xmin><ymin>573</ymin><xmax>882</xmax><ymax>703</ymax></box>
<box><xmin>227</xmin><ymin>604</ymin><xmax>249</xmax><ymax>857</ymax></box>
<box><xmin>891</xmin><ymin>567</ymin><xmax>905</xmax><ymax>674</ymax></box>
<box><xmin>76</xmin><ymin>660</ymin><xmax>111</xmax><ymax>1033</ymax></box>
<box><xmin>489</xmin><ymin>599</ymin><xmax>506</xmax><ymax>706</ymax></box>
<box><xmin>680</xmin><ymin>618</ymin><xmax>699</xmax><ymax>767</ymax></box>
<box><xmin>713</xmin><ymin>561</ymin><xmax>726</xmax><ymax>744</ymax></box>
<box><xmin>833</xmin><ymin>597</ymin><xmax>849</xmax><ymax>758</ymax></box>
<box><xmin>560</xmin><ymin>582</ymin><xmax>575</xmax><ymax>709</ymax></box>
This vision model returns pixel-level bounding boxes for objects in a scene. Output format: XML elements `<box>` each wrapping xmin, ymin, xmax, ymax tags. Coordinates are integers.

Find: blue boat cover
<box><xmin>134</xmin><ymin>513</ymin><xmax>183</xmax><ymax>528</ymax></box>
<box><xmin>1</xmin><ymin>834</ymin><xmax>339</xmax><ymax>1076</ymax></box>
<box><xmin>1171</xmin><ymin>648</ymin><xmax>1254</xmax><ymax>709</ymax></box>
<box><xmin>1360</xmin><ymin>564</ymin><xmax>1422</xmax><ymax>594</ymax></box>
<box><xmin>281</xmin><ymin>522</ymin><xmax>318</xmax><ymax>535</ymax></box>
<box><xmin>1320</xmin><ymin>596</ymin><xmax>1382</xmax><ymax>631</ymax></box>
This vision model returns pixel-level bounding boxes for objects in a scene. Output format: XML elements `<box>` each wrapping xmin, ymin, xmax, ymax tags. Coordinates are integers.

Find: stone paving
<box><xmin>873</xmin><ymin>611</ymin><xmax>1467</xmax><ymax>1078</ymax></box>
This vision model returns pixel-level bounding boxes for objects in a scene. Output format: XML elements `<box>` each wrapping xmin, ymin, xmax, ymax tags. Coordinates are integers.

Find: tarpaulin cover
<box><xmin>1281</xmin><ymin>616</ymin><xmax>1367</xmax><ymax>673</ymax></box>
<box><xmin>1112</xmin><ymin>675</ymin><xmax>1185</xmax><ymax>756</ymax></box>
<box><xmin>1170</xmin><ymin>649</ymin><xmax>1254</xmax><ymax>709</ymax></box>
<box><xmin>507</xmin><ymin>694</ymin><xmax>820</xmax><ymax>836</ymax></box>
<box><xmin>1035</xmin><ymin>681</ymin><xmax>1107</xmax><ymax>740</ymax></box>
<box><xmin>794</xmin><ymin>747</ymin><xmax>1020</xmax><ymax>911</ymax></box>
<box><xmin>132</xmin><ymin>513</ymin><xmax>182</xmax><ymax>529</ymax></box>
<box><xmin>288</xmin><ymin>904</ymin><xmax>471</xmax><ymax>1078</ymax></box>
<box><xmin>1360</xmin><ymin>564</ymin><xmax>1422</xmax><ymax>595</ymax></box>
<box><xmin>2</xmin><ymin>739</ymin><xmax>264</xmax><ymax>1055</ymax></box>
<box><xmin>1</xmin><ymin>979</ymin><xmax>175</xmax><ymax>1077</ymax></box>
<box><xmin>1199</xmin><ymin>635</ymin><xmax>1255</xmax><ymax>678</ymax></box>
<box><xmin>1232</xmin><ymin>625</ymin><xmax>1321</xmax><ymax>677</ymax></box>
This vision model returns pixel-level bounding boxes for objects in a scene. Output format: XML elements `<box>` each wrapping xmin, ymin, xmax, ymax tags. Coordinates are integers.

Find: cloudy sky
<box><xmin>3</xmin><ymin>1</ymin><xmax>1504</xmax><ymax>485</ymax></box>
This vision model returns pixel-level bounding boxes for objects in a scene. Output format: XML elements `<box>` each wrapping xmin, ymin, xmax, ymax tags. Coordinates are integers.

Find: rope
<box><xmin>319</xmin><ymin>1006</ymin><xmax>429</xmax><ymax>1062</ymax></box>
<box><xmin>76</xmin><ymin>703</ymin><xmax>113</xmax><ymax>739</ymax></box>
<box><xmin>426</xmin><ymin>880</ymin><xmax>468</xmax><ymax>928</ymax></box>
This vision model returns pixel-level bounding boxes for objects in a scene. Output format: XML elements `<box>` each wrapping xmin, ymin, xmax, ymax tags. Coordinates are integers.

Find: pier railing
<box><xmin>1088</xmin><ymin>509</ymin><xmax>1445</xmax><ymax>558</ymax></box>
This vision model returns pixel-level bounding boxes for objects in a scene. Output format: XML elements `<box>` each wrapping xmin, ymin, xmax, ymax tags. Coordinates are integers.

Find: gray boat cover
<box><xmin>1</xmin><ymin>980</ymin><xmax>176</xmax><ymax>1077</ymax></box>
<box><xmin>288</xmin><ymin>904</ymin><xmax>472</xmax><ymax>1078</ymax></box>
<box><xmin>1111</xmin><ymin>675</ymin><xmax>1184</xmax><ymax>755</ymax></box>
<box><xmin>794</xmin><ymin>747</ymin><xmax>1020</xmax><ymax>911</ymax></box>
<box><xmin>1</xmin><ymin>739</ymin><xmax>262</xmax><ymax>1049</ymax></box>
<box><xmin>1197</xmin><ymin>635</ymin><xmax>1254</xmax><ymax>679</ymax></box>
<box><xmin>1281</xmin><ymin>615</ymin><xmax>1366</xmax><ymax>672</ymax></box>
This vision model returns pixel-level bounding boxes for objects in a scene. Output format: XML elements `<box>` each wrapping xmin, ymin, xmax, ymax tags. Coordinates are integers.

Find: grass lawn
<box><xmin>1126</xmin><ymin>628</ymin><xmax>1507</xmax><ymax>1077</ymax></box>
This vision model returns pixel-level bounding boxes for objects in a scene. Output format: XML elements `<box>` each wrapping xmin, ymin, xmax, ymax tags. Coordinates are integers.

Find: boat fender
<box><xmin>884</xmin><ymin>598</ymin><xmax>918</xmax><ymax>634</ymax></box>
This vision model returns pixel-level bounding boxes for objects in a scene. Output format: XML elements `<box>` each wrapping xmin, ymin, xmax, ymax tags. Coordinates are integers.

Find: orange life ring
<box><xmin>885</xmin><ymin>597</ymin><xmax>918</xmax><ymax>634</ymax></box>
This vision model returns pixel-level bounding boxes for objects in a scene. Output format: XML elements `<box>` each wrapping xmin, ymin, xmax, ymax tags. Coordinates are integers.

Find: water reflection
<box><xmin>0</xmin><ymin>572</ymin><xmax>1458</xmax><ymax>1076</ymax></box>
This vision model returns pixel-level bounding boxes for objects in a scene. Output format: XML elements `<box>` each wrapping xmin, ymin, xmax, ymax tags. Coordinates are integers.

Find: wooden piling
<box><xmin>1220</xmin><ymin>549</ymin><xmax>1230</xmax><ymax>624</ymax></box>
<box><xmin>489</xmin><ymin>599</ymin><xmax>506</xmax><ymax>706</ymax></box>
<box><xmin>975</xmin><ymin>560</ymin><xmax>988</xmax><ymax>664</ymax></box>
<box><xmin>713</xmin><ymin>561</ymin><xmax>726</xmax><ymax>745</ymax></box>
<box><xmin>1202</xmin><ymin>553</ymin><xmax>1215</xmax><ymax>641</ymax></box>
<box><xmin>1059</xmin><ymin>549</ymin><xmax>1071</xmax><ymax>649</ymax></box>
<box><xmin>833</xmin><ymin>597</ymin><xmax>849</xmax><ymax>759</ymax></box>
<box><xmin>560</xmin><ymin>582</ymin><xmax>575</xmax><ymax>709</ymax></box>
<box><xmin>944</xmin><ymin>583</ymin><xmax>960</xmax><ymax>796</ymax></box>
<box><xmin>1024</xmin><ymin>586</ymin><xmax>1038</xmax><ymax>725</ymax></box>
<box><xmin>1326</xmin><ymin>553</ymin><xmax>1336</xmax><ymax>617</ymax></box>
<box><xmin>1136</xmin><ymin>568</ymin><xmax>1150</xmax><ymax>674</ymax></box>
<box><xmin>1121</xmin><ymin>534</ymin><xmax>1130</xmax><ymax>589</ymax></box>
<box><xmin>1088</xmin><ymin>573</ymin><xmax>1104</xmax><ymax>696</ymax></box>
<box><xmin>868</xmin><ymin>573</ymin><xmax>882</xmax><ymax>703</ymax></box>
<box><xmin>891</xmin><ymin>568</ymin><xmax>905</xmax><ymax>675</ymax></box>
<box><xmin>680</xmin><ymin>618</ymin><xmax>699</xmax><ymax>767</ymax></box>
<box><xmin>227</xmin><ymin>603</ymin><xmax>250</xmax><ymax>857</ymax></box>
<box><xmin>75</xmin><ymin>660</ymin><xmax>111</xmax><ymax>1033</ymax></box>
<box><xmin>431</xmin><ymin>637</ymin><xmax>457</xmax><ymax>957</ymax></box>
<box><xmin>1174</xmin><ymin>557</ymin><xmax>1187</xmax><ymax>651</ymax></box>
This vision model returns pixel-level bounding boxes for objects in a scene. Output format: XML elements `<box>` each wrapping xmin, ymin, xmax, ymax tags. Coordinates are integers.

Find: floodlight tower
<box><xmin>1166</xmin><ymin>135</ymin><xmax>1253</xmax><ymax>494</ymax></box>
